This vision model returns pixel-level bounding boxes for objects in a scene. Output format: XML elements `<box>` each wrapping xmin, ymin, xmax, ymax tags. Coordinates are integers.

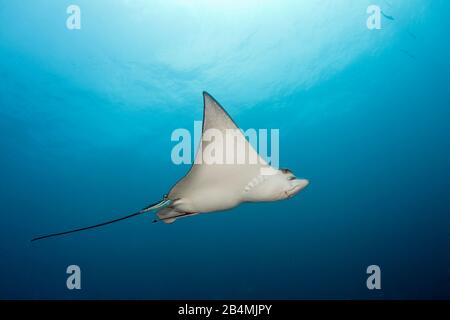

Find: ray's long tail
<box><xmin>31</xmin><ymin>197</ymin><xmax>171</xmax><ymax>242</ymax></box>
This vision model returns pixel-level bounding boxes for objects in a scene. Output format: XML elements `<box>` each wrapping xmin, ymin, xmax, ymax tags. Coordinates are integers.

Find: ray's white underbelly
<box><xmin>177</xmin><ymin>187</ymin><xmax>242</xmax><ymax>213</ymax></box>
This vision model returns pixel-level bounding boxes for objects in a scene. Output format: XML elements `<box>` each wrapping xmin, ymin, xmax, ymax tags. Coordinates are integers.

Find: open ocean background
<box><xmin>0</xmin><ymin>0</ymin><xmax>449</xmax><ymax>299</ymax></box>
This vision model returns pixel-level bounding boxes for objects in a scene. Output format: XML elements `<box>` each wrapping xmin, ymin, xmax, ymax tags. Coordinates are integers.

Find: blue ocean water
<box><xmin>0</xmin><ymin>0</ymin><xmax>449</xmax><ymax>299</ymax></box>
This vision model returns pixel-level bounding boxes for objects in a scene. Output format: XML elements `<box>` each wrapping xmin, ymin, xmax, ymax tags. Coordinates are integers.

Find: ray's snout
<box><xmin>287</xmin><ymin>179</ymin><xmax>309</xmax><ymax>197</ymax></box>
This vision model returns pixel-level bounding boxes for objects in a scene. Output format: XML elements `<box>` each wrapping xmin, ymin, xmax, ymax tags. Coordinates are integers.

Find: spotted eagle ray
<box><xmin>32</xmin><ymin>92</ymin><xmax>308</xmax><ymax>241</ymax></box>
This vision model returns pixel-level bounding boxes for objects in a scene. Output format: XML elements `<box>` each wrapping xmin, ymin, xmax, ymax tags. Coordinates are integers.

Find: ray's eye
<box><xmin>281</xmin><ymin>168</ymin><xmax>292</xmax><ymax>174</ymax></box>
<box><xmin>288</xmin><ymin>176</ymin><xmax>296</xmax><ymax>181</ymax></box>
